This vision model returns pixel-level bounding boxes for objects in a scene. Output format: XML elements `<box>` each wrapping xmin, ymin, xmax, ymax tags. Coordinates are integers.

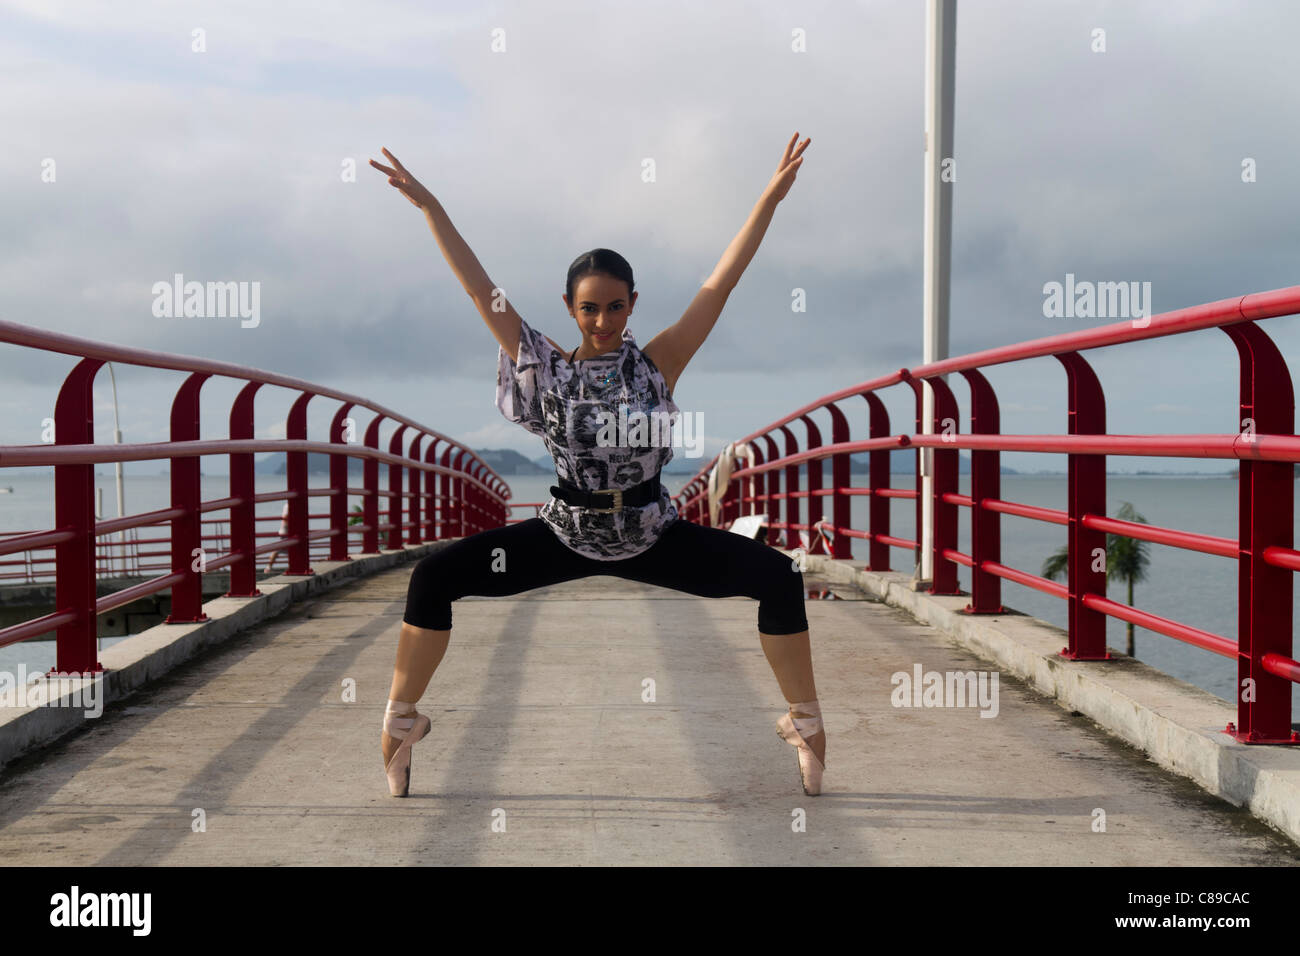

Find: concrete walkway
<box><xmin>0</xmin><ymin>565</ymin><xmax>1296</xmax><ymax>865</ymax></box>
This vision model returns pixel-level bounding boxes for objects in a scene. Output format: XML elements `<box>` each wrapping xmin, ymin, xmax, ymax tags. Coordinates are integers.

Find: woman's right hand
<box><xmin>369</xmin><ymin>147</ymin><xmax>435</xmax><ymax>210</ymax></box>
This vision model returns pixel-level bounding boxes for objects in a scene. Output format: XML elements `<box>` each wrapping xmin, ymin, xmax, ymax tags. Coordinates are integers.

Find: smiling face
<box><xmin>563</xmin><ymin>273</ymin><xmax>637</xmax><ymax>359</ymax></box>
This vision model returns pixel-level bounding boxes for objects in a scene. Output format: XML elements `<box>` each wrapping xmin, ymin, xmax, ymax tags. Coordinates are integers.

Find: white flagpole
<box><xmin>920</xmin><ymin>0</ymin><xmax>956</xmax><ymax>586</ymax></box>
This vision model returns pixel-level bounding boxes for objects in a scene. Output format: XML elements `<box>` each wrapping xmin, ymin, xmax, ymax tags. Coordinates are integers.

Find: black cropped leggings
<box><xmin>402</xmin><ymin>516</ymin><xmax>809</xmax><ymax>636</ymax></box>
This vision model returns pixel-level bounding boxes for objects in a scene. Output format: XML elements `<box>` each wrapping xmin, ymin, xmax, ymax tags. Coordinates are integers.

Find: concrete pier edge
<box><xmin>797</xmin><ymin>550</ymin><xmax>1300</xmax><ymax>847</ymax></box>
<box><xmin>0</xmin><ymin>540</ymin><xmax>451</xmax><ymax>774</ymax></box>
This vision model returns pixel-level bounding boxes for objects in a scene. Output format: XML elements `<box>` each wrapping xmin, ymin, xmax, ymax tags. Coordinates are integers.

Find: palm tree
<box><xmin>1041</xmin><ymin>500</ymin><xmax>1151</xmax><ymax>657</ymax></box>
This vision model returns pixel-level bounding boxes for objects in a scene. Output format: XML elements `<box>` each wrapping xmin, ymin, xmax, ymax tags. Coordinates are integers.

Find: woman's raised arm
<box><xmin>644</xmin><ymin>132</ymin><xmax>810</xmax><ymax>393</ymax></box>
<box><xmin>370</xmin><ymin>147</ymin><xmax>523</xmax><ymax>357</ymax></box>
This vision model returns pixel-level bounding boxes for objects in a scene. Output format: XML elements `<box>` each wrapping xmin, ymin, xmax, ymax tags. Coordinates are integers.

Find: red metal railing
<box><xmin>0</xmin><ymin>508</ymin><xmax>464</xmax><ymax>585</ymax></box>
<box><xmin>0</xmin><ymin>320</ymin><xmax>513</xmax><ymax>673</ymax></box>
<box><xmin>673</xmin><ymin>284</ymin><xmax>1300</xmax><ymax>746</ymax></box>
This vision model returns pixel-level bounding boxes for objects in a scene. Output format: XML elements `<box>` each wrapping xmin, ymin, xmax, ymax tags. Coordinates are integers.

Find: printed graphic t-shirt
<box><xmin>495</xmin><ymin>316</ymin><xmax>681</xmax><ymax>560</ymax></box>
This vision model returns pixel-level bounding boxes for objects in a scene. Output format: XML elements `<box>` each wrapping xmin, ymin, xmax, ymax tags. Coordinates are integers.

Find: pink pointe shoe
<box><xmin>775</xmin><ymin>699</ymin><xmax>825</xmax><ymax>796</ymax></box>
<box><xmin>383</xmin><ymin>699</ymin><xmax>432</xmax><ymax>797</ymax></box>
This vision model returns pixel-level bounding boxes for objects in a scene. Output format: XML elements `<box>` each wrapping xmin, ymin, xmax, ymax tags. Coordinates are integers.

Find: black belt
<box><xmin>550</xmin><ymin>473</ymin><xmax>662</xmax><ymax>512</ymax></box>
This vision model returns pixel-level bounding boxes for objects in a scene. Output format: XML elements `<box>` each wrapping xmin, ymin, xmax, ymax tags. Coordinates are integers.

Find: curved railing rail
<box><xmin>673</xmin><ymin>284</ymin><xmax>1300</xmax><ymax>745</ymax></box>
<box><xmin>0</xmin><ymin>319</ymin><xmax>513</xmax><ymax>673</ymax></box>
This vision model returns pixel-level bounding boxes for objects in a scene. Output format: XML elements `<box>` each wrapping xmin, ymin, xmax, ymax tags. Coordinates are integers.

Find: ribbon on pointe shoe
<box><xmin>383</xmin><ymin>698</ymin><xmax>420</xmax><ymax>738</ymax></box>
<box><xmin>787</xmin><ymin>699</ymin><xmax>822</xmax><ymax>738</ymax></box>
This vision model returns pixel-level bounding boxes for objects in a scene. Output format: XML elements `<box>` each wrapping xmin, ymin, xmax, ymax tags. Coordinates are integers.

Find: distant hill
<box><xmin>255</xmin><ymin>452</ymin><xmax>363</xmax><ymax>475</ymax></box>
<box><xmin>473</xmin><ymin>448</ymin><xmax>550</xmax><ymax>475</ymax></box>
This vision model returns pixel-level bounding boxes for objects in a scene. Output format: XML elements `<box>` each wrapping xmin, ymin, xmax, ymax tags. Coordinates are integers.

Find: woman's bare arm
<box><xmin>370</xmin><ymin>147</ymin><xmax>523</xmax><ymax>357</ymax></box>
<box><xmin>644</xmin><ymin>132</ymin><xmax>809</xmax><ymax>393</ymax></box>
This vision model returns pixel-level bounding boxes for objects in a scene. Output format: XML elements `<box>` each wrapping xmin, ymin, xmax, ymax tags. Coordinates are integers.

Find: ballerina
<box><xmin>368</xmin><ymin>133</ymin><xmax>825</xmax><ymax>798</ymax></box>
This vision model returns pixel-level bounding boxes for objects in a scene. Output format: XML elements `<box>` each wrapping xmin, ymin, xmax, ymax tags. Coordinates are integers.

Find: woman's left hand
<box><xmin>765</xmin><ymin>132</ymin><xmax>810</xmax><ymax>202</ymax></box>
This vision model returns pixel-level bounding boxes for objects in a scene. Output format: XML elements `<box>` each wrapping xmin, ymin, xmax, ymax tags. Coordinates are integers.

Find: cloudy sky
<box><xmin>2</xmin><ymin>0</ymin><xmax>1298</xmax><ymax>478</ymax></box>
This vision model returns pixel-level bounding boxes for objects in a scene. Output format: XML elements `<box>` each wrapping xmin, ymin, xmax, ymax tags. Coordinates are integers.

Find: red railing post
<box><xmin>863</xmin><ymin>393</ymin><xmax>892</xmax><ymax>572</ymax></box>
<box><xmin>407</xmin><ymin>433</ymin><xmax>424</xmax><ymax>545</ymax></box>
<box><xmin>961</xmin><ymin>369</ymin><xmax>1005</xmax><ymax>613</ymax></box>
<box><xmin>1057</xmin><ymin>352</ymin><xmax>1109</xmax><ymax>660</ymax></box>
<box><xmin>730</xmin><ymin>459</ymin><xmax>744</xmax><ymax>525</ymax></box>
<box><xmin>329</xmin><ymin>403</ymin><xmax>355</xmax><ymax>562</ymax></box>
<box><xmin>386</xmin><ymin>425</ymin><xmax>407</xmax><ymax>550</ymax></box>
<box><xmin>52</xmin><ymin>357</ymin><xmax>104</xmax><ymax>674</ymax></box>
<box><xmin>478</xmin><ymin>471</ymin><xmax>490</xmax><ymax>532</ymax></box>
<box><xmin>476</xmin><ymin>463</ymin><xmax>490</xmax><ymax>533</ymax></box>
<box><xmin>780</xmin><ymin>426</ymin><xmax>800</xmax><ymax>547</ymax></box>
<box><xmin>453</xmin><ymin>450</ymin><xmax>469</xmax><ymax>537</ymax></box>
<box><xmin>741</xmin><ymin>459</ymin><xmax>752</xmax><ymax>525</ymax></box>
<box><xmin>716</xmin><ymin>459</ymin><xmax>733</xmax><ymax>527</ymax></box>
<box><xmin>440</xmin><ymin>446</ymin><xmax>459</xmax><ymax>538</ymax></box>
<box><xmin>425</xmin><ymin>441</ymin><xmax>441</xmax><ymax>539</ymax></box>
<box><xmin>482</xmin><ymin>466</ymin><xmax>494</xmax><ymax>531</ymax></box>
<box><xmin>1222</xmin><ymin>321</ymin><xmax>1297</xmax><ymax>743</ymax></box>
<box><xmin>165</xmin><ymin>372</ymin><xmax>210</xmax><ymax>623</ymax></box>
<box><xmin>473</xmin><ymin>461</ymin><xmax>488</xmax><ymax>535</ymax></box>
<box><xmin>801</xmin><ymin>415</ymin><xmax>826</xmax><ymax>554</ymax></box>
<box><xmin>761</xmin><ymin>436</ymin><xmax>781</xmax><ymax>545</ymax></box>
<box><xmin>450</xmin><ymin>451</ymin><xmax>465</xmax><ymax>537</ymax></box>
<box><xmin>462</xmin><ymin>459</ymin><xmax>477</xmax><ymax>535</ymax></box>
<box><xmin>227</xmin><ymin>382</ymin><xmax>262</xmax><ymax>596</ymax></box>
<box><xmin>362</xmin><ymin>414</ymin><xmax>385</xmax><ymax>553</ymax></box>
<box><xmin>474</xmin><ymin>461</ymin><xmax>484</xmax><ymax>533</ymax></box>
<box><xmin>926</xmin><ymin>375</ymin><xmax>961</xmax><ymax>595</ymax></box>
<box><xmin>826</xmin><ymin>404</ymin><xmax>852</xmax><ymax>559</ymax></box>
<box><xmin>285</xmin><ymin>392</ymin><xmax>314</xmax><ymax>575</ymax></box>
<box><xmin>745</xmin><ymin>445</ymin><xmax>765</xmax><ymax>521</ymax></box>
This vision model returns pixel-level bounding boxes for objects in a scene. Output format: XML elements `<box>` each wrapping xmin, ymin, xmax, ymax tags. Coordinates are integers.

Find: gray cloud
<box><xmin>2</xmin><ymin>0</ymin><xmax>1297</xmax><ymax>477</ymax></box>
